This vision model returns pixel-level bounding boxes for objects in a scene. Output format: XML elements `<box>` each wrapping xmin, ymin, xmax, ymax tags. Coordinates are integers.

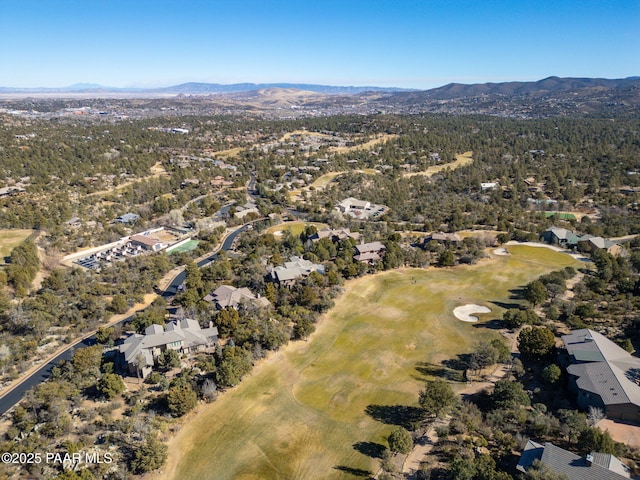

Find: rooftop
<box><xmin>517</xmin><ymin>441</ymin><xmax>630</xmax><ymax>480</ymax></box>
<box><xmin>563</xmin><ymin>329</ymin><xmax>640</xmax><ymax>407</ymax></box>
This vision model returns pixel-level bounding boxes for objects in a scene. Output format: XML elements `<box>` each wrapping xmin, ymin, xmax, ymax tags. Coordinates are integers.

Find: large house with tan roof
<box><xmin>354</xmin><ymin>241</ymin><xmax>386</xmax><ymax>263</ymax></box>
<box><xmin>269</xmin><ymin>256</ymin><xmax>325</xmax><ymax>287</ymax></box>
<box><xmin>203</xmin><ymin>285</ymin><xmax>271</xmax><ymax>310</ymax></box>
<box><xmin>309</xmin><ymin>227</ymin><xmax>361</xmax><ymax>243</ymax></box>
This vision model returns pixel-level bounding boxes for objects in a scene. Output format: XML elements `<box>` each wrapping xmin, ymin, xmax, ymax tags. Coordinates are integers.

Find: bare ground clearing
<box><xmin>87</xmin><ymin>162</ymin><xmax>169</xmax><ymax>197</ymax></box>
<box><xmin>403</xmin><ymin>151</ymin><xmax>474</xmax><ymax>178</ymax></box>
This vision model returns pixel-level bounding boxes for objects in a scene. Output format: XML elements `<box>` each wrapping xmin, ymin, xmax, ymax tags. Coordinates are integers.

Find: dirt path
<box><xmin>402</xmin><ymin>417</ymin><xmax>448</xmax><ymax>478</ymax></box>
<box><xmin>30</xmin><ymin>231</ymin><xmax>49</xmax><ymax>291</ymax></box>
<box><xmin>401</xmin><ymin>361</ymin><xmax>512</xmax><ymax>477</ymax></box>
<box><xmin>562</xmin><ymin>271</ymin><xmax>584</xmax><ymax>301</ymax></box>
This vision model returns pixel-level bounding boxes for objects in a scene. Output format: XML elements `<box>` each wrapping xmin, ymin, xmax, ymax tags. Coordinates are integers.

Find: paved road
<box><xmin>0</xmin><ymin>223</ymin><xmax>255</xmax><ymax>417</ymax></box>
<box><xmin>161</xmin><ymin>223</ymin><xmax>250</xmax><ymax>297</ymax></box>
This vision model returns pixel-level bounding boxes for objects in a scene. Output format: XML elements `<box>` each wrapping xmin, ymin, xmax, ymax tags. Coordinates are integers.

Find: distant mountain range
<box><xmin>1</xmin><ymin>76</ymin><xmax>638</xmax><ymax>117</ymax></box>
<box><xmin>409</xmin><ymin>76</ymin><xmax>640</xmax><ymax>100</ymax></box>
<box><xmin>0</xmin><ymin>82</ymin><xmax>413</xmax><ymax>95</ymax></box>
<box><xmin>1</xmin><ymin>76</ymin><xmax>637</xmax><ymax>97</ymax></box>
<box><xmin>371</xmin><ymin>76</ymin><xmax>640</xmax><ymax>117</ymax></box>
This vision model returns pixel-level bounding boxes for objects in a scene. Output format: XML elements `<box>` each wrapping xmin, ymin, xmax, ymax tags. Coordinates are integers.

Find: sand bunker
<box><xmin>493</xmin><ymin>248</ymin><xmax>509</xmax><ymax>256</ymax></box>
<box><xmin>453</xmin><ymin>304</ymin><xmax>491</xmax><ymax>322</ymax></box>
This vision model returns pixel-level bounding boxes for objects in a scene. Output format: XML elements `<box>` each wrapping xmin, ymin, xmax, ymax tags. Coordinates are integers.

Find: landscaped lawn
<box><xmin>264</xmin><ymin>221</ymin><xmax>328</xmax><ymax>238</ymax></box>
<box><xmin>0</xmin><ymin>229</ymin><xmax>34</xmax><ymax>264</ymax></box>
<box><xmin>164</xmin><ymin>245</ymin><xmax>581</xmax><ymax>480</ymax></box>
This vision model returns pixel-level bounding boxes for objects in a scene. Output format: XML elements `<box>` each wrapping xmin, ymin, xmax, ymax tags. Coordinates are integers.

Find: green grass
<box><xmin>168</xmin><ymin>239</ymin><xmax>200</xmax><ymax>254</ymax></box>
<box><xmin>544</xmin><ymin>211</ymin><xmax>577</xmax><ymax>220</ymax></box>
<box><xmin>264</xmin><ymin>221</ymin><xmax>328</xmax><ymax>238</ymax></box>
<box><xmin>169</xmin><ymin>245</ymin><xmax>581</xmax><ymax>480</ymax></box>
<box><xmin>0</xmin><ymin>229</ymin><xmax>34</xmax><ymax>264</ymax></box>
<box><xmin>289</xmin><ymin>170</ymin><xmax>380</xmax><ymax>201</ymax></box>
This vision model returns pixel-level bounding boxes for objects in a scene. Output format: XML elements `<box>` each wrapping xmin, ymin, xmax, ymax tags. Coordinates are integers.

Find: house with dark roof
<box><xmin>561</xmin><ymin>329</ymin><xmax>640</xmax><ymax>423</ymax></box>
<box><xmin>203</xmin><ymin>285</ymin><xmax>270</xmax><ymax>310</ymax></box>
<box><xmin>541</xmin><ymin>226</ymin><xmax>580</xmax><ymax>247</ymax></box>
<box><xmin>119</xmin><ymin>319</ymin><xmax>218</xmax><ymax>378</ymax></box>
<box><xmin>517</xmin><ymin>440</ymin><xmax>630</xmax><ymax>480</ymax></box>
<box><xmin>115</xmin><ymin>212</ymin><xmax>140</xmax><ymax>224</ymax></box>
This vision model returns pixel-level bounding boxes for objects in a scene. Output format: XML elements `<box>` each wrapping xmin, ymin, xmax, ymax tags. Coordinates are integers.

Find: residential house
<box><xmin>336</xmin><ymin>197</ymin><xmax>388</xmax><ymax>219</ymax></box>
<box><xmin>269</xmin><ymin>256</ymin><xmax>325</xmax><ymax>287</ymax></box>
<box><xmin>203</xmin><ymin>285</ymin><xmax>270</xmax><ymax>310</ymax></box>
<box><xmin>210</xmin><ymin>175</ymin><xmax>233</xmax><ymax>188</ymax></box>
<box><xmin>541</xmin><ymin>227</ymin><xmax>579</xmax><ymax>248</ymax></box>
<box><xmin>180</xmin><ymin>178</ymin><xmax>200</xmax><ymax>188</ymax></box>
<box><xmin>354</xmin><ymin>241</ymin><xmax>386</xmax><ymax>263</ymax></box>
<box><xmin>517</xmin><ymin>440</ymin><xmax>631</xmax><ymax>480</ymax></box>
<box><xmin>577</xmin><ymin>235</ymin><xmax>625</xmax><ymax>257</ymax></box>
<box><xmin>234</xmin><ymin>202</ymin><xmax>260</xmax><ymax>219</ymax></box>
<box><xmin>119</xmin><ymin>319</ymin><xmax>219</xmax><ymax>378</ymax></box>
<box><xmin>67</xmin><ymin>217</ymin><xmax>82</xmax><ymax>228</ymax></box>
<box><xmin>129</xmin><ymin>234</ymin><xmax>164</xmax><ymax>252</ymax></box>
<box><xmin>115</xmin><ymin>213</ymin><xmax>140</xmax><ymax>224</ymax></box>
<box><xmin>481</xmin><ymin>182</ymin><xmax>497</xmax><ymax>190</ymax></box>
<box><xmin>309</xmin><ymin>227</ymin><xmax>361</xmax><ymax>243</ymax></box>
<box><xmin>561</xmin><ymin>329</ymin><xmax>640</xmax><ymax>423</ymax></box>
<box><xmin>424</xmin><ymin>232</ymin><xmax>462</xmax><ymax>247</ymax></box>
<box><xmin>337</xmin><ymin>197</ymin><xmax>370</xmax><ymax>213</ymax></box>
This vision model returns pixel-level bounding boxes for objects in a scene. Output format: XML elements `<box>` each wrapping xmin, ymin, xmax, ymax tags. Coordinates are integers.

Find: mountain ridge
<box><xmin>1</xmin><ymin>76</ymin><xmax>637</xmax><ymax>97</ymax></box>
<box><xmin>0</xmin><ymin>82</ymin><xmax>413</xmax><ymax>95</ymax></box>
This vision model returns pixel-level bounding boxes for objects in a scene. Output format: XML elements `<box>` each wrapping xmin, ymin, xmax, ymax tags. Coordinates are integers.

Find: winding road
<box><xmin>0</xmin><ymin>222</ymin><xmax>254</xmax><ymax>417</ymax></box>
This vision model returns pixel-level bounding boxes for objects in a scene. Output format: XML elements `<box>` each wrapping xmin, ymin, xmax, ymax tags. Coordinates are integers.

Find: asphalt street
<box><xmin>0</xmin><ymin>223</ymin><xmax>250</xmax><ymax>416</ymax></box>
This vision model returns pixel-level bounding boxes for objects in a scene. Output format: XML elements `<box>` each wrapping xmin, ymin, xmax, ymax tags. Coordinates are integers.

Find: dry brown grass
<box><xmin>329</xmin><ymin>133</ymin><xmax>397</xmax><ymax>153</ymax></box>
<box><xmin>161</xmin><ymin>246</ymin><xmax>582</xmax><ymax>480</ymax></box>
<box><xmin>206</xmin><ymin>147</ymin><xmax>243</xmax><ymax>159</ymax></box>
<box><xmin>0</xmin><ymin>229</ymin><xmax>34</xmax><ymax>263</ymax></box>
<box><xmin>87</xmin><ymin>162</ymin><xmax>169</xmax><ymax>197</ymax></box>
<box><xmin>278</xmin><ymin>130</ymin><xmax>334</xmax><ymax>143</ymax></box>
<box><xmin>404</xmin><ymin>151</ymin><xmax>474</xmax><ymax>178</ymax></box>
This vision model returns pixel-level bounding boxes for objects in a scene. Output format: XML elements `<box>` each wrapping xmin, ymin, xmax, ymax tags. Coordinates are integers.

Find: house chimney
<box><xmin>586</xmin><ymin>454</ymin><xmax>594</xmax><ymax>466</ymax></box>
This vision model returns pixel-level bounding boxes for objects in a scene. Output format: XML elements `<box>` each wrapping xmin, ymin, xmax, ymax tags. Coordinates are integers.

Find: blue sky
<box><xmin>1</xmin><ymin>0</ymin><xmax>638</xmax><ymax>89</ymax></box>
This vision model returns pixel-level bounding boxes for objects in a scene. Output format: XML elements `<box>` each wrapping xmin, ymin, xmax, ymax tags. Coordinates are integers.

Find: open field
<box><xmin>264</xmin><ymin>221</ymin><xmax>328</xmax><ymax>238</ymax></box>
<box><xmin>206</xmin><ymin>146</ymin><xmax>244</xmax><ymax>159</ymax></box>
<box><xmin>329</xmin><ymin>133</ymin><xmax>398</xmax><ymax>153</ymax></box>
<box><xmin>404</xmin><ymin>151</ymin><xmax>474</xmax><ymax>178</ymax></box>
<box><xmin>289</xmin><ymin>169</ymin><xmax>379</xmax><ymax>201</ymax></box>
<box><xmin>278</xmin><ymin>129</ymin><xmax>334</xmax><ymax>142</ymax></box>
<box><xmin>87</xmin><ymin>162</ymin><xmax>169</xmax><ymax>197</ymax></box>
<box><xmin>0</xmin><ymin>229</ymin><xmax>34</xmax><ymax>263</ymax></box>
<box><xmin>164</xmin><ymin>245</ymin><xmax>581</xmax><ymax>480</ymax></box>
